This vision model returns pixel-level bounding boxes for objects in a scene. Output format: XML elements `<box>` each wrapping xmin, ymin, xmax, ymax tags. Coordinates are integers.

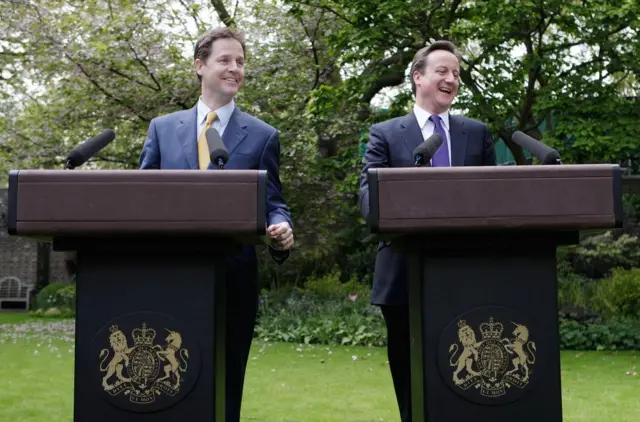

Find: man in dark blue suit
<box><xmin>139</xmin><ymin>27</ymin><xmax>293</xmax><ymax>421</ymax></box>
<box><xmin>359</xmin><ymin>40</ymin><xmax>496</xmax><ymax>421</ymax></box>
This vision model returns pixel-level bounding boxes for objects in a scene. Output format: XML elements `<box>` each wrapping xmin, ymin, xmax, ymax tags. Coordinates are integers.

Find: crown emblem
<box><xmin>479</xmin><ymin>317</ymin><xmax>503</xmax><ymax>339</ymax></box>
<box><xmin>132</xmin><ymin>322</ymin><xmax>156</xmax><ymax>345</ymax></box>
<box><xmin>457</xmin><ymin>319</ymin><xmax>469</xmax><ymax>329</ymax></box>
<box><xmin>109</xmin><ymin>325</ymin><xmax>119</xmax><ymax>333</ymax></box>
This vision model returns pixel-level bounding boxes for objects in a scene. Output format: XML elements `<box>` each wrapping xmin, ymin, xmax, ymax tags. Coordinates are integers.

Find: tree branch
<box><xmin>92</xmin><ymin>155</ymin><xmax>136</xmax><ymax>165</ymax></box>
<box><xmin>519</xmin><ymin>35</ymin><xmax>540</xmax><ymax>130</ymax></box>
<box><xmin>127</xmin><ymin>40</ymin><xmax>162</xmax><ymax>91</ymax></box>
<box><xmin>424</xmin><ymin>0</ymin><xmax>445</xmax><ymax>31</ymax></box>
<box><xmin>233</xmin><ymin>0</ymin><xmax>240</xmax><ymax>19</ymax></box>
<box><xmin>540</xmin><ymin>20</ymin><xmax>633</xmax><ymax>54</ymax></box>
<box><xmin>178</xmin><ymin>0</ymin><xmax>204</xmax><ymax>32</ymax></box>
<box><xmin>84</xmin><ymin>58</ymin><xmax>160</xmax><ymax>91</ymax></box>
<box><xmin>211</xmin><ymin>0</ymin><xmax>235</xmax><ymax>27</ymax></box>
<box><xmin>358</xmin><ymin>40</ymin><xmax>418</xmax><ymax>106</ymax></box>
<box><xmin>68</xmin><ymin>54</ymin><xmax>149</xmax><ymax>121</ymax></box>
<box><xmin>298</xmin><ymin>15</ymin><xmax>321</xmax><ymax>90</ymax></box>
<box><xmin>557</xmin><ymin>56</ymin><xmax>605</xmax><ymax>79</ymax></box>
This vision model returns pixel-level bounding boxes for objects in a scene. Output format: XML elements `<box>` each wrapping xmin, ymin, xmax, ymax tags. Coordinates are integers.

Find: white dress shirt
<box><xmin>196</xmin><ymin>97</ymin><xmax>235</xmax><ymax>140</ymax></box>
<box><xmin>413</xmin><ymin>104</ymin><xmax>452</xmax><ymax>166</ymax></box>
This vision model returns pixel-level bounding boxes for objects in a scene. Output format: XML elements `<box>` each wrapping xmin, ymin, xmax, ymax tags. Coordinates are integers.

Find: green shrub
<box><xmin>592</xmin><ymin>268</ymin><xmax>640</xmax><ymax>320</ymax></box>
<box><xmin>256</xmin><ymin>272</ymin><xmax>385</xmax><ymax>346</ymax></box>
<box><xmin>254</xmin><ymin>306</ymin><xmax>386</xmax><ymax>347</ymax></box>
<box><xmin>557</xmin><ymin>260</ymin><xmax>594</xmax><ymax>312</ymax></box>
<box><xmin>304</xmin><ymin>268</ymin><xmax>371</xmax><ymax>299</ymax></box>
<box><xmin>566</xmin><ymin>232</ymin><xmax>640</xmax><ymax>279</ymax></box>
<box><xmin>559</xmin><ymin>317</ymin><xmax>640</xmax><ymax>351</ymax></box>
<box><xmin>36</xmin><ymin>282</ymin><xmax>76</xmax><ymax>312</ymax></box>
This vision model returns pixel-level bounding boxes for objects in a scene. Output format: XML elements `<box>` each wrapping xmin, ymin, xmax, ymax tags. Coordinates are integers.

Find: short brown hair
<box><xmin>409</xmin><ymin>40</ymin><xmax>462</xmax><ymax>95</ymax></box>
<box><xmin>193</xmin><ymin>28</ymin><xmax>246</xmax><ymax>81</ymax></box>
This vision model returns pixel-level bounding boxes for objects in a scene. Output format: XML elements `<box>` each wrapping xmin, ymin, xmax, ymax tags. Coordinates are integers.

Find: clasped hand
<box><xmin>267</xmin><ymin>222</ymin><xmax>294</xmax><ymax>250</ymax></box>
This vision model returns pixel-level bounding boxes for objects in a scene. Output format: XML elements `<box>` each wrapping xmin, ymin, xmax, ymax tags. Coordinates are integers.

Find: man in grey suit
<box><xmin>139</xmin><ymin>27</ymin><xmax>294</xmax><ymax>421</ymax></box>
<box><xmin>358</xmin><ymin>40</ymin><xmax>496</xmax><ymax>421</ymax></box>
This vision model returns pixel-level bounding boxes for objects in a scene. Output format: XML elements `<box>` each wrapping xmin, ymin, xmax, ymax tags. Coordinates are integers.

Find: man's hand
<box><xmin>266</xmin><ymin>222</ymin><xmax>294</xmax><ymax>251</ymax></box>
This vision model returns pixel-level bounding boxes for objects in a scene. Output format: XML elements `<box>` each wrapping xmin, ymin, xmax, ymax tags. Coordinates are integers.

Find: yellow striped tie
<box><xmin>198</xmin><ymin>111</ymin><xmax>217</xmax><ymax>170</ymax></box>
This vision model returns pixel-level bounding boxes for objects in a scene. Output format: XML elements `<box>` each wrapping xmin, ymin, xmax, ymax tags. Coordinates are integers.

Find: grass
<box><xmin>0</xmin><ymin>313</ymin><xmax>638</xmax><ymax>421</ymax></box>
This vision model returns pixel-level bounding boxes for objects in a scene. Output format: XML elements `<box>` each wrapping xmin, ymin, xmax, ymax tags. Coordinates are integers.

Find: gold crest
<box><xmin>98</xmin><ymin>322</ymin><xmax>190</xmax><ymax>404</ymax></box>
<box><xmin>448</xmin><ymin>317</ymin><xmax>537</xmax><ymax>398</ymax></box>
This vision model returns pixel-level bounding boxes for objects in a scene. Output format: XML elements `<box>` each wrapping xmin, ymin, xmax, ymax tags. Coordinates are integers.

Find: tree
<box><xmin>283</xmin><ymin>0</ymin><xmax>640</xmax><ymax>165</ymax></box>
<box><xmin>0</xmin><ymin>0</ymin><xmax>210</xmax><ymax>179</ymax></box>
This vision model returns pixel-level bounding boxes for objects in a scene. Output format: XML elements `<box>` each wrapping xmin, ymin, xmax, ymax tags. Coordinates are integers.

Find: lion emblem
<box><xmin>99</xmin><ymin>325</ymin><xmax>134</xmax><ymax>389</ymax></box>
<box><xmin>449</xmin><ymin>320</ymin><xmax>482</xmax><ymax>384</ymax></box>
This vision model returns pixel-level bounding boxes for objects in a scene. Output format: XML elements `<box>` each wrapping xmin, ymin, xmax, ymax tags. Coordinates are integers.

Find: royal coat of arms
<box><xmin>448</xmin><ymin>317</ymin><xmax>537</xmax><ymax>398</ymax></box>
<box><xmin>98</xmin><ymin>321</ymin><xmax>190</xmax><ymax>404</ymax></box>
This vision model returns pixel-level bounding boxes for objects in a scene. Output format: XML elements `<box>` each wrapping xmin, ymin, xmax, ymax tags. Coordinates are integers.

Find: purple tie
<box><xmin>429</xmin><ymin>115</ymin><xmax>450</xmax><ymax>167</ymax></box>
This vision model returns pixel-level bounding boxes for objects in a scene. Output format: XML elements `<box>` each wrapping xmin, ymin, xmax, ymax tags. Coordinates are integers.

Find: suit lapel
<box><xmin>222</xmin><ymin>107</ymin><xmax>249</xmax><ymax>156</ymax></box>
<box><xmin>177</xmin><ymin>106</ymin><xmax>198</xmax><ymax>169</ymax></box>
<box><xmin>401</xmin><ymin>112</ymin><xmax>423</xmax><ymax>158</ymax></box>
<box><xmin>449</xmin><ymin>115</ymin><xmax>468</xmax><ymax>166</ymax></box>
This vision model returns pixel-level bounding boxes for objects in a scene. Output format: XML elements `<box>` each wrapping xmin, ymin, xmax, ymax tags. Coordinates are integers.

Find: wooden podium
<box><xmin>7</xmin><ymin>169</ymin><xmax>267</xmax><ymax>421</ymax></box>
<box><xmin>366</xmin><ymin>164</ymin><xmax>622</xmax><ymax>422</ymax></box>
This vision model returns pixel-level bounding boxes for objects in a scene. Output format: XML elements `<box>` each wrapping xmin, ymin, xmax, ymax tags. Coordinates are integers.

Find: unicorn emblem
<box><xmin>155</xmin><ymin>329</ymin><xmax>190</xmax><ymax>389</ymax></box>
<box><xmin>504</xmin><ymin>322</ymin><xmax>537</xmax><ymax>382</ymax></box>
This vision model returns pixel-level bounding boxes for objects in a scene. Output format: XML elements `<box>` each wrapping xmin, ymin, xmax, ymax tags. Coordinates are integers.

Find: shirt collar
<box><xmin>197</xmin><ymin>97</ymin><xmax>235</xmax><ymax>126</ymax></box>
<box><xmin>413</xmin><ymin>104</ymin><xmax>450</xmax><ymax>131</ymax></box>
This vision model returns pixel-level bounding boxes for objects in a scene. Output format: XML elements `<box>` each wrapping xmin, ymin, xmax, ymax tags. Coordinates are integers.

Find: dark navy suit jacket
<box><xmin>139</xmin><ymin>104</ymin><xmax>293</xmax><ymax>289</ymax></box>
<box><xmin>358</xmin><ymin>111</ymin><xmax>496</xmax><ymax>306</ymax></box>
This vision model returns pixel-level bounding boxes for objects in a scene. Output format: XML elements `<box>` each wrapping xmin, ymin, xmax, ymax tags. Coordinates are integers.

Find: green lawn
<box><xmin>0</xmin><ymin>313</ymin><xmax>638</xmax><ymax>421</ymax></box>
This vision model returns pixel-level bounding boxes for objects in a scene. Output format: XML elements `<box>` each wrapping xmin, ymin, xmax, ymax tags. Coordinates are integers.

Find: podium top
<box><xmin>367</xmin><ymin>164</ymin><xmax>623</xmax><ymax>233</ymax></box>
<box><xmin>7</xmin><ymin>169</ymin><xmax>267</xmax><ymax>239</ymax></box>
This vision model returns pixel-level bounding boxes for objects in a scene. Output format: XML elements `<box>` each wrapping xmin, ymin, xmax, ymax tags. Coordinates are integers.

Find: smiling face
<box><xmin>195</xmin><ymin>36</ymin><xmax>245</xmax><ymax>104</ymax></box>
<box><xmin>412</xmin><ymin>48</ymin><xmax>461</xmax><ymax>114</ymax></box>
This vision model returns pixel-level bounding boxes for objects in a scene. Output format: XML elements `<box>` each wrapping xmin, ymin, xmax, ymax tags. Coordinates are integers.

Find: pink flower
<box><xmin>348</xmin><ymin>294</ymin><xmax>358</xmax><ymax>301</ymax></box>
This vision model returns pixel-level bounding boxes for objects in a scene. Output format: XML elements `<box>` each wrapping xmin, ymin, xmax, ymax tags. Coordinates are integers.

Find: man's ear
<box><xmin>413</xmin><ymin>70</ymin><xmax>423</xmax><ymax>90</ymax></box>
<box><xmin>194</xmin><ymin>59</ymin><xmax>204</xmax><ymax>77</ymax></box>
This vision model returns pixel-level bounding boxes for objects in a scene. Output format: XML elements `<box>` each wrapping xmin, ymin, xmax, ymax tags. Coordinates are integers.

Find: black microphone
<box><xmin>413</xmin><ymin>133</ymin><xmax>443</xmax><ymax>166</ymax></box>
<box><xmin>205</xmin><ymin>127</ymin><xmax>229</xmax><ymax>169</ymax></box>
<box><xmin>511</xmin><ymin>131</ymin><xmax>562</xmax><ymax>165</ymax></box>
<box><xmin>66</xmin><ymin>129</ymin><xmax>116</xmax><ymax>169</ymax></box>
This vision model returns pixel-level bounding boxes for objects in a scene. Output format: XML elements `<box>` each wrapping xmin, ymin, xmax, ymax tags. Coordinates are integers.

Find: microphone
<box><xmin>511</xmin><ymin>131</ymin><xmax>562</xmax><ymax>165</ymax></box>
<box><xmin>66</xmin><ymin>129</ymin><xmax>116</xmax><ymax>169</ymax></box>
<box><xmin>205</xmin><ymin>127</ymin><xmax>229</xmax><ymax>169</ymax></box>
<box><xmin>413</xmin><ymin>133</ymin><xmax>443</xmax><ymax>166</ymax></box>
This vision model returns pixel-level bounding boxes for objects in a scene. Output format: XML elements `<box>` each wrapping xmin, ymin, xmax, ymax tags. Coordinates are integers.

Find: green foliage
<box><xmin>304</xmin><ymin>269</ymin><xmax>371</xmax><ymax>298</ymax></box>
<box><xmin>592</xmin><ymin>268</ymin><xmax>640</xmax><ymax>320</ymax></box>
<box><xmin>623</xmin><ymin>193</ymin><xmax>640</xmax><ymax>228</ymax></box>
<box><xmin>557</xmin><ymin>259</ymin><xmax>593</xmax><ymax>313</ymax></box>
<box><xmin>559</xmin><ymin>317</ymin><xmax>640</xmax><ymax>351</ymax></box>
<box><xmin>256</xmin><ymin>272</ymin><xmax>385</xmax><ymax>347</ymax></box>
<box><xmin>255</xmin><ymin>269</ymin><xmax>640</xmax><ymax>351</ymax></box>
<box><xmin>0</xmin><ymin>0</ymin><xmax>203</xmax><ymax>179</ymax></box>
<box><xmin>35</xmin><ymin>283</ymin><xmax>75</xmax><ymax>314</ymax></box>
<box><xmin>564</xmin><ymin>232</ymin><xmax>640</xmax><ymax>279</ymax></box>
<box><xmin>1</xmin><ymin>0</ymin><xmax>639</xmax><ymax>295</ymax></box>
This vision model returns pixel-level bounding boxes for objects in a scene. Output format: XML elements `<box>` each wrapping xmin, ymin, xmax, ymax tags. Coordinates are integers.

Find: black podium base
<box><xmin>403</xmin><ymin>231</ymin><xmax>576</xmax><ymax>422</ymax></box>
<box><xmin>55</xmin><ymin>237</ymin><xmax>234</xmax><ymax>422</ymax></box>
